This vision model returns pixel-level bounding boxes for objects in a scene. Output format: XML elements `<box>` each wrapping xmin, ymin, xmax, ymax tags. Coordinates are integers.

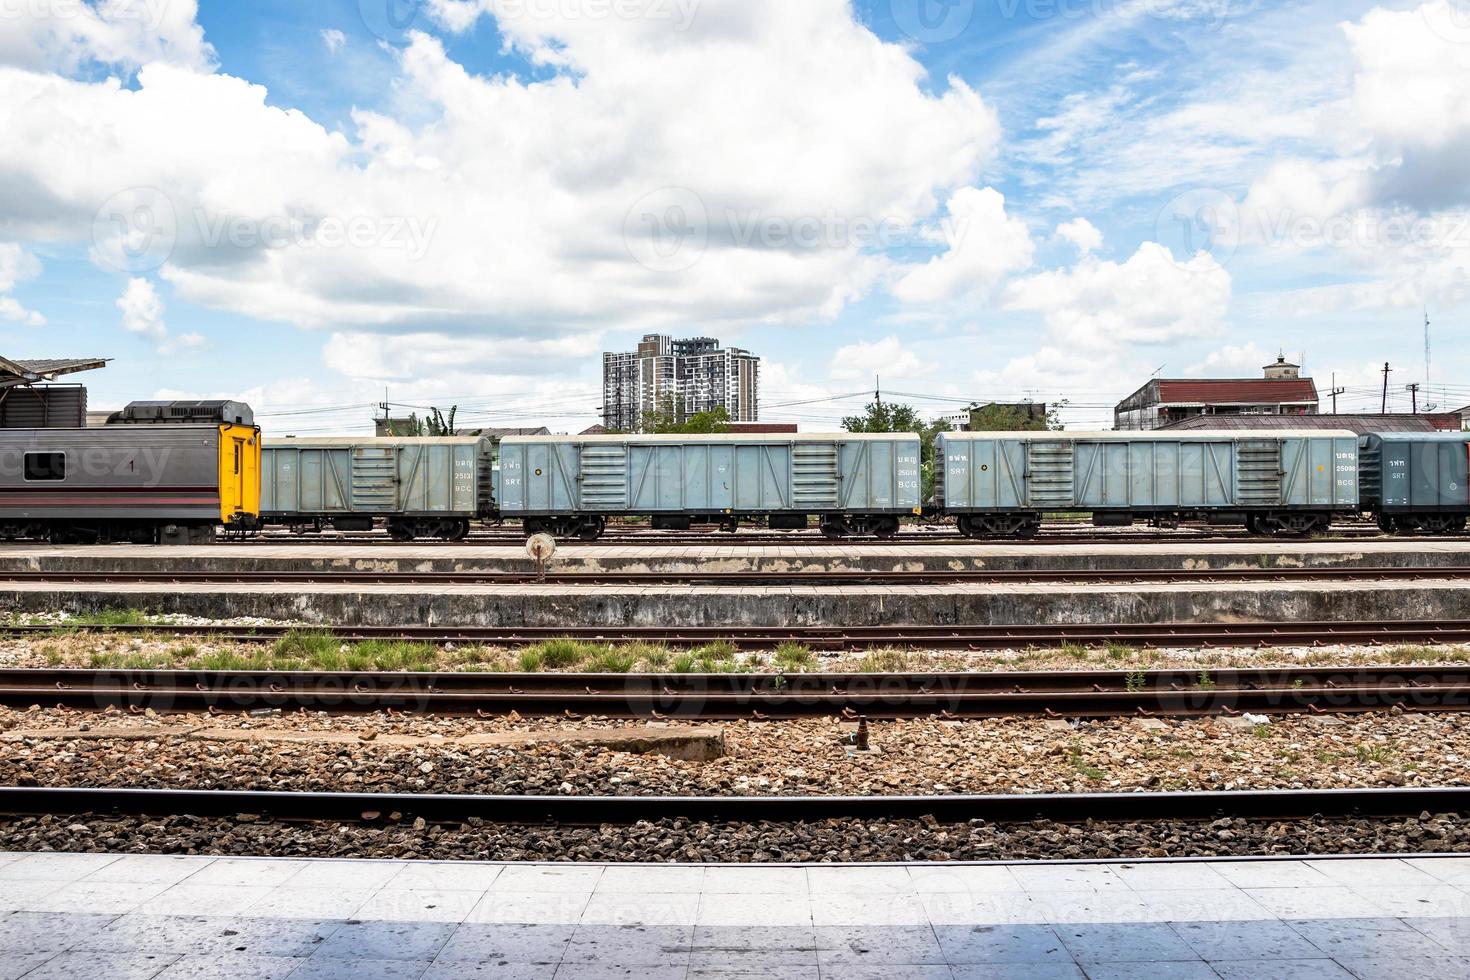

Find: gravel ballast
<box><xmin>3</xmin><ymin>708</ymin><xmax>1467</xmax><ymax>797</ymax></box>
<box><xmin>1</xmin><ymin>812</ymin><xmax>1467</xmax><ymax>863</ymax></box>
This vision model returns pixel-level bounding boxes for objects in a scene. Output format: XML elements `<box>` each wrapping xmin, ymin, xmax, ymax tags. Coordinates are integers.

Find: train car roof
<box><xmin>263</xmin><ymin>436</ymin><xmax>489</xmax><ymax>447</ymax></box>
<box><xmin>937</xmin><ymin>429</ymin><xmax>1361</xmax><ymax>441</ymax></box>
<box><xmin>1359</xmin><ymin>431</ymin><xmax>1470</xmax><ymax>442</ymax></box>
<box><xmin>499</xmin><ymin>432</ymin><xmax>921</xmax><ymax>444</ymax></box>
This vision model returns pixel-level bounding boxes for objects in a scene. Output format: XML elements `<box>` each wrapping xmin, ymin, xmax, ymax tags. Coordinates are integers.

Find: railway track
<box><xmin>2</xmin><ymin>785</ymin><xmax>1466</xmax><ymax>827</ymax></box>
<box><xmin>9</xmin><ymin>619</ymin><xmax>1470</xmax><ymax>650</ymax></box>
<box><xmin>4</xmin><ymin>665</ymin><xmax>1467</xmax><ymax>719</ymax></box>
<box><xmin>5</xmin><ymin>565</ymin><xmax>1468</xmax><ymax>586</ymax></box>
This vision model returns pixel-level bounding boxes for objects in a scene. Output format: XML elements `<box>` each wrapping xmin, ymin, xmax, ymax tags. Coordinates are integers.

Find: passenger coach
<box><xmin>936</xmin><ymin>430</ymin><xmax>1359</xmax><ymax>538</ymax></box>
<box><xmin>0</xmin><ymin>400</ymin><xmax>260</xmax><ymax>544</ymax></box>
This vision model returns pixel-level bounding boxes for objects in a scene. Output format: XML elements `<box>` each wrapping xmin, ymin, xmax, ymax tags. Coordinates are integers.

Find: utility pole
<box><xmin>1407</xmin><ymin>383</ymin><xmax>1421</xmax><ymax>414</ymax></box>
<box><xmin>1330</xmin><ymin>373</ymin><xmax>1346</xmax><ymax>414</ymax></box>
<box><xmin>1425</xmin><ymin>308</ymin><xmax>1432</xmax><ymax>385</ymax></box>
<box><xmin>1381</xmin><ymin>363</ymin><xmax>1391</xmax><ymax>413</ymax></box>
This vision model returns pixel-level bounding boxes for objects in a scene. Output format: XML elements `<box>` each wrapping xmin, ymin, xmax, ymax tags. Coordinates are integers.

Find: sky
<box><xmin>1</xmin><ymin>0</ymin><xmax>1468</xmax><ymax>434</ymax></box>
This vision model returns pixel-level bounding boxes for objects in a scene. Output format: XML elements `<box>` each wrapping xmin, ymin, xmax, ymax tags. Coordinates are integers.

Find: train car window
<box><xmin>234</xmin><ymin>442</ymin><xmax>242</xmax><ymax>475</ymax></box>
<box><xmin>23</xmin><ymin>452</ymin><xmax>65</xmax><ymax>481</ymax></box>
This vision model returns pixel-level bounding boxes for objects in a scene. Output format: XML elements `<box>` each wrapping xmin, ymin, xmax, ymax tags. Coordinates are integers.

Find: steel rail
<box><xmin>1</xmin><ymin>786</ymin><xmax>1467</xmax><ymax>826</ymax></box>
<box><xmin>7</xmin><ymin>620</ymin><xmax>1470</xmax><ymax>650</ymax></box>
<box><xmin>3</xmin><ymin>666</ymin><xmax>1468</xmax><ymax>719</ymax></box>
<box><xmin>4</xmin><ymin>566</ymin><xmax>1469</xmax><ymax>586</ymax></box>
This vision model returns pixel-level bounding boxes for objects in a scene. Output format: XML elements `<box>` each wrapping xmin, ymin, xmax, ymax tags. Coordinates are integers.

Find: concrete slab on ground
<box><xmin>3</xmin><ymin>539</ymin><xmax>1470</xmax><ymax>575</ymax></box>
<box><xmin>0</xmin><ymin>577</ymin><xmax>1466</xmax><ymax>628</ymax></box>
<box><xmin>0</xmin><ymin>851</ymin><xmax>1466</xmax><ymax>978</ymax></box>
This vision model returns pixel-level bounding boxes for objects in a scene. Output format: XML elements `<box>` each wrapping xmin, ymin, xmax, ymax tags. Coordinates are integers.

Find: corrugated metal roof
<box><xmin>1153</xmin><ymin>379</ymin><xmax>1319</xmax><ymax>404</ymax></box>
<box><xmin>1162</xmin><ymin>414</ymin><xmax>1456</xmax><ymax>433</ymax></box>
<box><xmin>0</xmin><ymin>357</ymin><xmax>109</xmax><ymax>387</ymax></box>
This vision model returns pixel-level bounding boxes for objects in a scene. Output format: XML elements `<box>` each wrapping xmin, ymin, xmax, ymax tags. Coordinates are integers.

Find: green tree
<box><xmin>640</xmin><ymin>397</ymin><xmax>731</xmax><ymax>434</ymax></box>
<box><xmin>965</xmin><ymin>400</ymin><xmax>1068</xmax><ymax>432</ymax></box>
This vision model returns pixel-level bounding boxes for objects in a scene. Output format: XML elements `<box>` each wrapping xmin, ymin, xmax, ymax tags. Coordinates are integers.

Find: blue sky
<box><xmin>2</xmin><ymin>0</ymin><xmax>1467</xmax><ymax>433</ymax></box>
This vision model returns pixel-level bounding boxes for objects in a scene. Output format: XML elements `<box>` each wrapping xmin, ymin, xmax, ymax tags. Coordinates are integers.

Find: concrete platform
<box><xmin>1</xmin><ymin>851</ymin><xmax>1467</xmax><ymax>978</ymax></box>
<box><xmin>2</xmin><ymin>577</ymin><xmax>1468</xmax><ymax>627</ymax></box>
<box><xmin>4</xmin><ymin>539</ymin><xmax>1470</xmax><ymax>575</ymax></box>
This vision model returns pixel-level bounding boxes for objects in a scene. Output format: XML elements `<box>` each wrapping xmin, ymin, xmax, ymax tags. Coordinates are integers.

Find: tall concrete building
<box><xmin>602</xmin><ymin>335</ymin><xmax>760</xmax><ymax>431</ymax></box>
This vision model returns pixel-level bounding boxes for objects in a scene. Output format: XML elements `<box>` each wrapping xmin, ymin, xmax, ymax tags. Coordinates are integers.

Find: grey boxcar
<box><xmin>262</xmin><ymin>436</ymin><xmax>493</xmax><ymax>540</ymax></box>
<box><xmin>496</xmin><ymin>433</ymin><xmax>922</xmax><ymax>539</ymax></box>
<box><xmin>0</xmin><ymin>422</ymin><xmax>260</xmax><ymax>544</ymax></box>
<box><xmin>936</xmin><ymin>430</ymin><xmax>1358</xmax><ymax>537</ymax></box>
<box><xmin>1359</xmin><ymin>432</ymin><xmax>1470</xmax><ymax>533</ymax></box>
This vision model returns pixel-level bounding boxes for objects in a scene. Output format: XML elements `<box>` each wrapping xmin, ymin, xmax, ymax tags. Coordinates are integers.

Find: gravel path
<box><xmin>1</xmin><ymin>812</ymin><xmax>1466</xmax><ymax>863</ymax></box>
<box><xmin>4</xmin><ymin>708</ymin><xmax>1466</xmax><ymax>797</ymax></box>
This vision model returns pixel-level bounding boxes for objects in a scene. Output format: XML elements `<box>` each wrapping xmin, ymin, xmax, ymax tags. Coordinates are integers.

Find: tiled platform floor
<box><xmin>1</xmin><ymin>851</ymin><xmax>1467</xmax><ymax>978</ymax></box>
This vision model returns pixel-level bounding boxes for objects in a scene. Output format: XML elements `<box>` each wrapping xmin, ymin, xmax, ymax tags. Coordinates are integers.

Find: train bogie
<box><xmin>937</xmin><ymin>430</ymin><xmax>1359</xmax><ymax>537</ymax></box>
<box><xmin>1359</xmin><ymin>432</ymin><xmax>1470</xmax><ymax>533</ymax></box>
<box><xmin>497</xmin><ymin>433</ymin><xmax>922</xmax><ymax>539</ymax></box>
<box><xmin>261</xmin><ymin>437</ymin><xmax>493</xmax><ymax>539</ymax></box>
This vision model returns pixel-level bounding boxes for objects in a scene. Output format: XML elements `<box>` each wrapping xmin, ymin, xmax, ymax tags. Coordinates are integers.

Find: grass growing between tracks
<box><xmin>16</xmin><ymin>626</ymin><xmax>1470</xmax><ymax>676</ymax></box>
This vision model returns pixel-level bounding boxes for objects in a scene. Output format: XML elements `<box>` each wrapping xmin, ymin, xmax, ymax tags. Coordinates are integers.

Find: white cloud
<box><xmin>0</xmin><ymin>0</ymin><xmax>1002</xmax><ymax>359</ymax></box>
<box><xmin>0</xmin><ymin>243</ymin><xmax>44</xmax><ymax>325</ymax></box>
<box><xmin>1184</xmin><ymin>342</ymin><xmax>1294</xmax><ymax>377</ymax></box>
<box><xmin>1055</xmin><ymin>217</ymin><xmax>1102</xmax><ymax>255</ymax></box>
<box><xmin>117</xmin><ymin>277</ymin><xmax>166</xmax><ymax>341</ymax></box>
<box><xmin>320</xmin><ymin>29</ymin><xmax>346</xmax><ymax>54</ymax></box>
<box><xmin>1005</xmin><ymin>242</ymin><xmax>1232</xmax><ymax>350</ymax></box>
<box><xmin>0</xmin><ymin>0</ymin><xmax>213</xmax><ymax>72</ymax></box>
<box><xmin>889</xmin><ymin>188</ymin><xmax>1034</xmax><ymax>304</ymax></box>
<box><xmin>829</xmin><ymin>336</ymin><xmax>934</xmax><ymax>382</ymax></box>
<box><xmin>322</xmin><ymin>330</ymin><xmax>604</xmax><ymax>381</ymax></box>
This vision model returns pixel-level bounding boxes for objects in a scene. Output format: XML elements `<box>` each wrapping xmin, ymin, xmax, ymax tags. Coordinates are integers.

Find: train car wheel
<box><xmin>872</xmin><ymin>516</ymin><xmax>900</xmax><ymax>539</ymax></box>
<box><xmin>577</xmin><ymin>518</ymin><xmax>605</xmax><ymax>541</ymax></box>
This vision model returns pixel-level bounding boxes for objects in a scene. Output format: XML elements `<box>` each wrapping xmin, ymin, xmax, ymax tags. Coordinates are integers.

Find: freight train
<box><xmin>2</xmin><ymin>402</ymin><xmax>1467</xmax><ymax>542</ymax></box>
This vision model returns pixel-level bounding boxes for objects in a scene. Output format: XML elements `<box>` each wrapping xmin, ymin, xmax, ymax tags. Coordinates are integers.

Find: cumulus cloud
<box><xmin>889</xmin><ymin>188</ymin><xmax>1034</xmax><ymax>304</ymax></box>
<box><xmin>0</xmin><ymin>0</ymin><xmax>1002</xmax><ymax>375</ymax></box>
<box><xmin>0</xmin><ymin>0</ymin><xmax>213</xmax><ymax>72</ymax></box>
<box><xmin>1228</xmin><ymin>3</ymin><xmax>1470</xmax><ymax>313</ymax></box>
<box><xmin>1004</xmin><ymin>242</ymin><xmax>1232</xmax><ymax>350</ymax></box>
<box><xmin>1055</xmin><ymin>217</ymin><xmax>1102</xmax><ymax>255</ymax></box>
<box><xmin>829</xmin><ymin>336</ymin><xmax>934</xmax><ymax>382</ymax></box>
<box><xmin>117</xmin><ymin>276</ymin><xmax>166</xmax><ymax>341</ymax></box>
<box><xmin>320</xmin><ymin>29</ymin><xmax>345</xmax><ymax>54</ymax></box>
<box><xmin>1184</xmin><ymin>342</ymin><xmax>1295</xmax><ymax>377</ymax></box>
<box><xmin>0</xmin><ymin>243</ymin><xmax>45</xmax><ymax>326</ymax></box>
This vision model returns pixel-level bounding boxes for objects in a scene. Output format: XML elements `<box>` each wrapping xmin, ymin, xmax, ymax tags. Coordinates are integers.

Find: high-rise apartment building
<box><xmin>602</xmin><ymin>335</ymin><xmax>760</xmax><ymax>431</ymax></box>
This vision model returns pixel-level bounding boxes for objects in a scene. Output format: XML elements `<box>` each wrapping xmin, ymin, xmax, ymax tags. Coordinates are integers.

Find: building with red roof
<box><xmin>1114</xmin><ymin>356</ymin><xmax>1320</xmax><ymax>430</ymax></box>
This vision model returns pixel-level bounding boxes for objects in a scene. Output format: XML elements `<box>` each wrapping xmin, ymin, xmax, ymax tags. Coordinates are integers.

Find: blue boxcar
<box><xmin>496</xmin><ymin>433</ymin><xmax>922</xmax><ymax>539</ymax></box>
<box><xmin>936</xmin><ymin>430</ymin><xmax>1358</xmax><ymax>537</ymax></box>
<box><xmin>262</xmin><ymin>436</ymin><xmax>494</xmax><ymax>539</ymax></box>
<box><xmin>1359</xmin><ymin>432</ymin><xmax>1470</xmax><ymax>533</ymax></box>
